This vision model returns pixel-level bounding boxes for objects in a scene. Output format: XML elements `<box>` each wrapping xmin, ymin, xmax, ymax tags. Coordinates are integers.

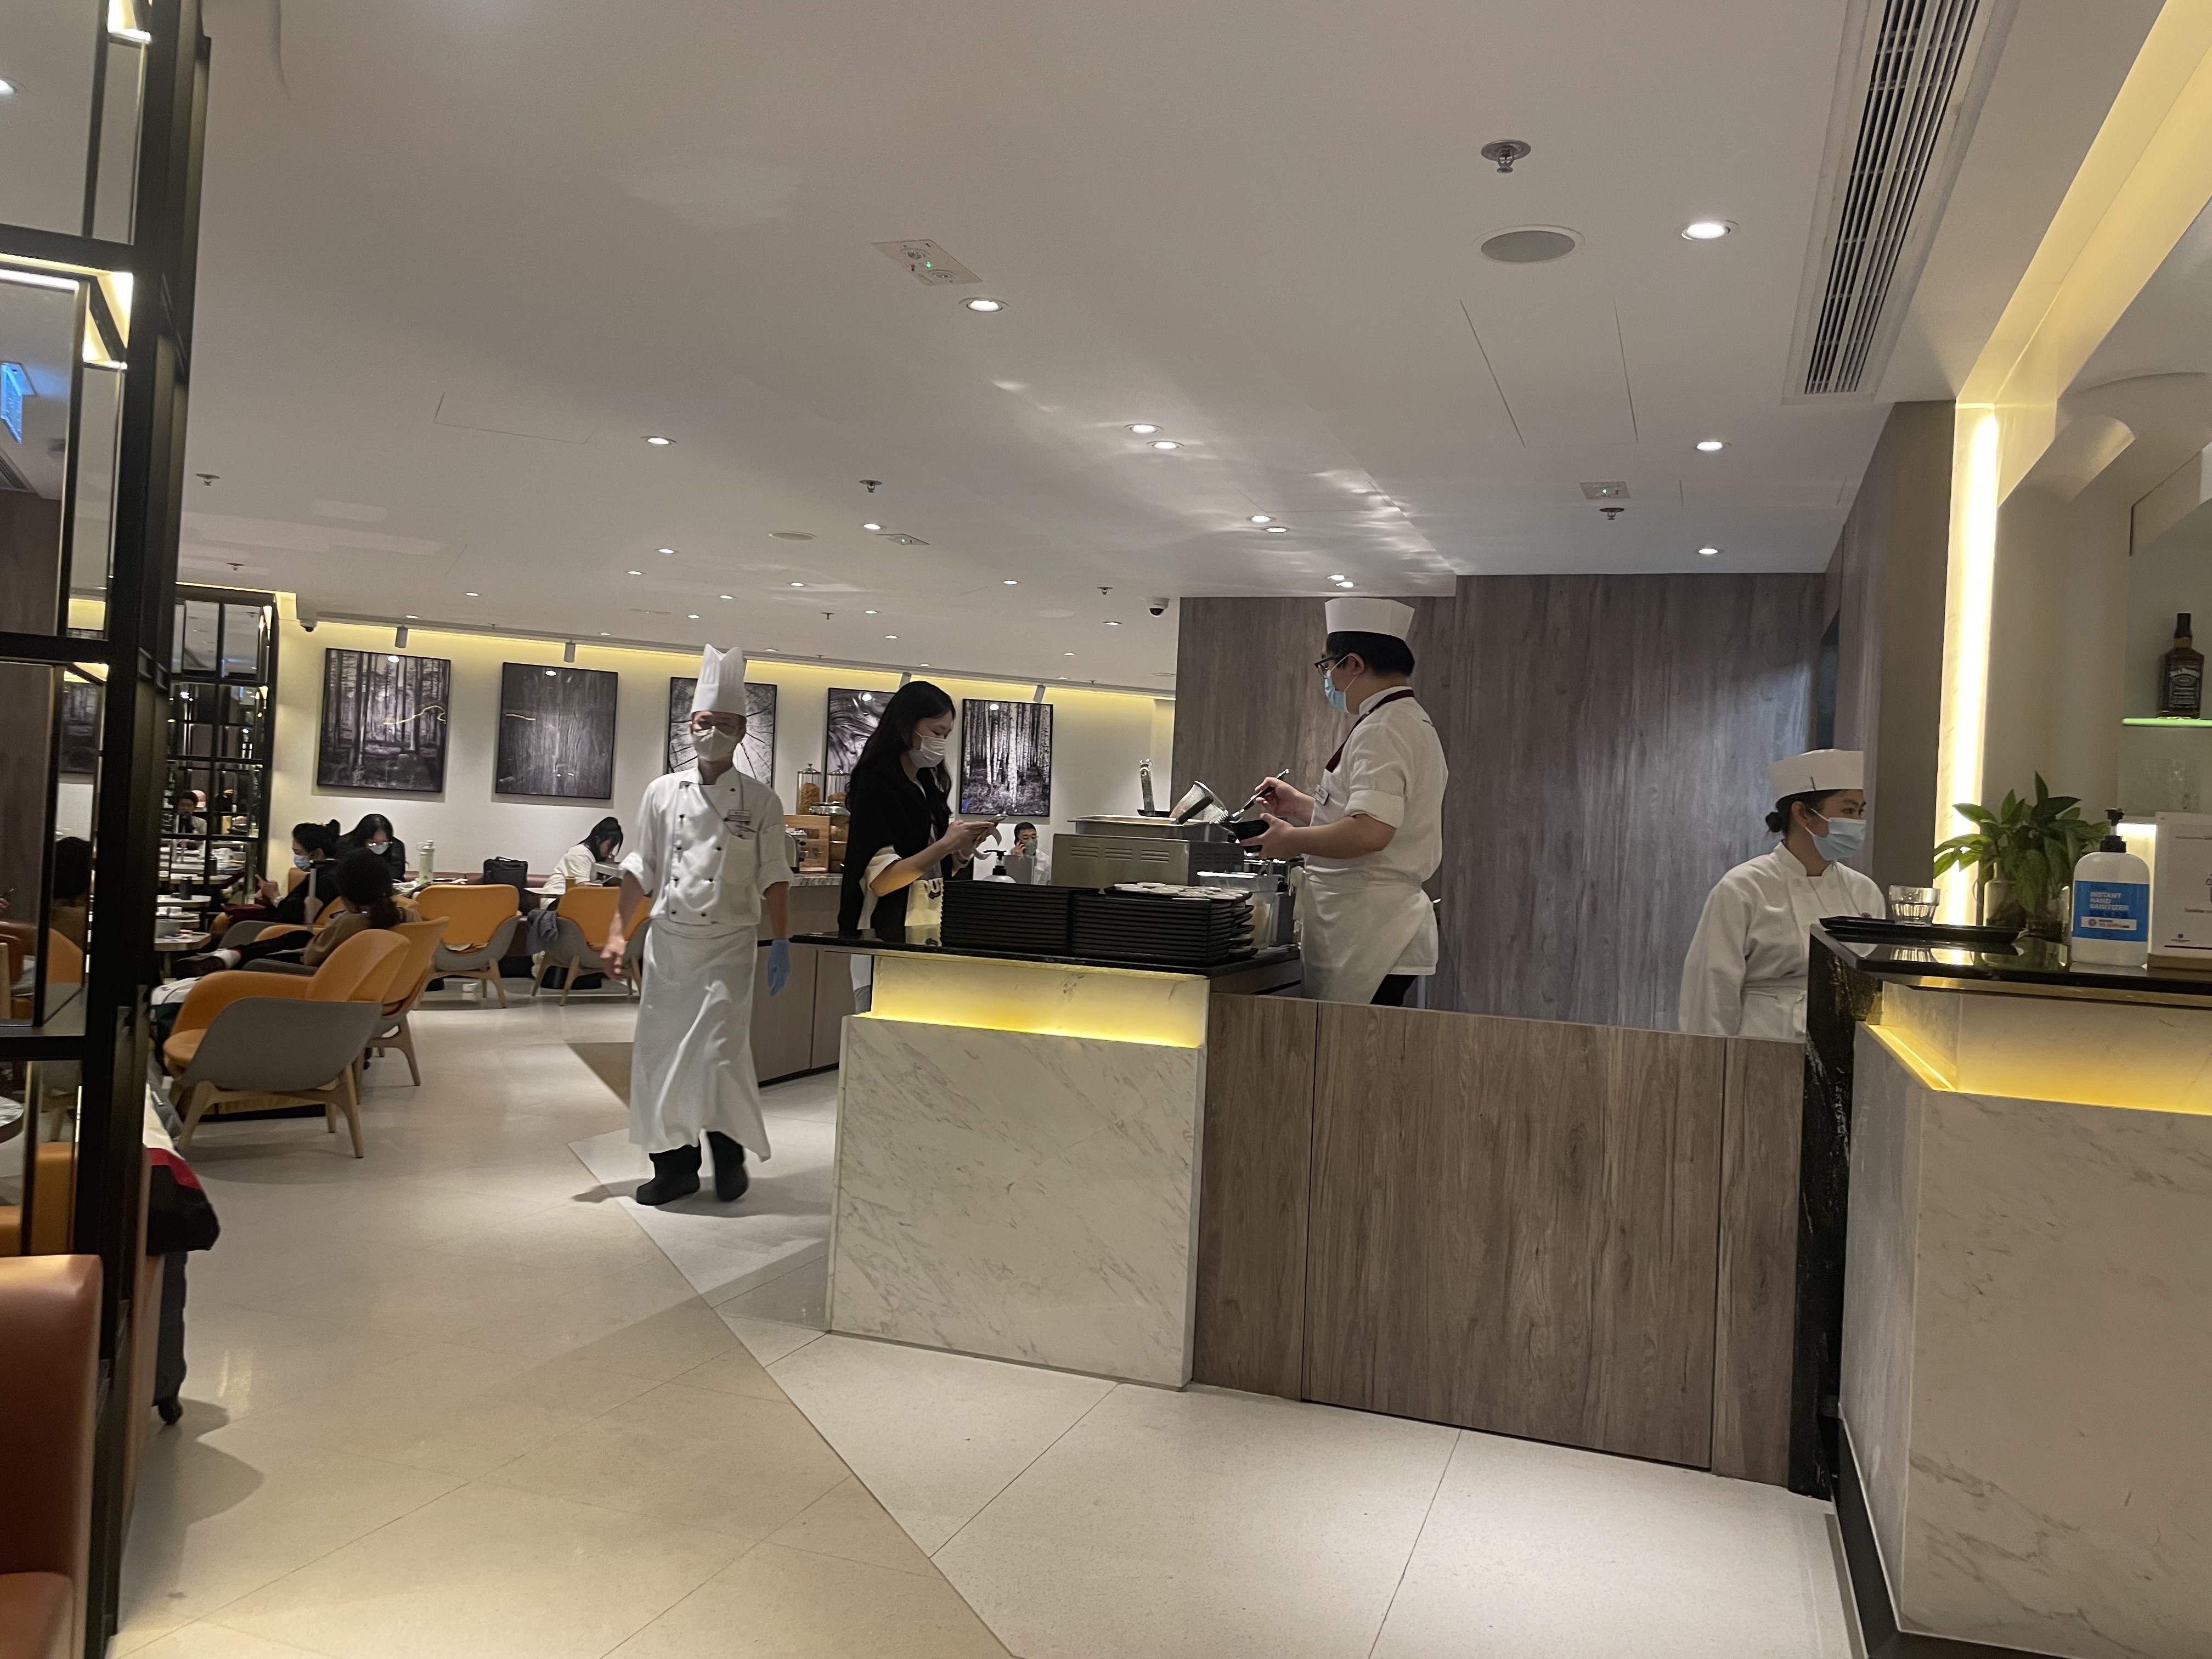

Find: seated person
<box><xmin>257</xmin><ymin>820</ymin><xmax>345</xmax><ymax>926</ymax></box>
<box><xmin>339</xmin><ymin>813</ymin><xmax>408</xmax><ymax>883</ymax></box>
<box><xmin>187</xmin><ymin>849</ymin><xmax>401</xmax><ymax>976</ymax></box>
<box><xmin>542</xmin><ymin>816</ymin><xmax>624</xmax><ymax>899</ymax></box>
<box><xmin>49</xmin><ymin>836</ymin><xmax>91</xmax><ymax>949</ymax></box>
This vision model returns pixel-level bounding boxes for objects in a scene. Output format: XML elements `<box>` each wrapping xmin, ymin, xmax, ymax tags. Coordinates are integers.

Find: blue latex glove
<box><xmin>766</xmin><ymin>939</ymin><xmax>791</xmax><ymax>996</ymax></box>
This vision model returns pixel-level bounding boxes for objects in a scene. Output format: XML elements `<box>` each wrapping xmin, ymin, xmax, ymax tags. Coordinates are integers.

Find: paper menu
<box><xmin>2151</xmin><ymin>813</ymin><xmax>2212</xmax><ymax>962</ymax></box>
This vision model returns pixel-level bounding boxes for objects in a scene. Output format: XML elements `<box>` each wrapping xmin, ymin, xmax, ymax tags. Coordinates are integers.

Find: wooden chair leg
<box><xmin>325</xmin><ymin>1101</ymin><xmax>337</xmax><ymax>1133</ymax></box>
<box><xmin>340</xmin><ymin>1062</ymin><xmax>365</xmax><ymax>1158</ymax></box>
<box><xmin>178</xmin><ymin>1082</ymin><xmax>213</xmax><ymax>1149</ymax></box>
<box><xmin>489</xmin><ymin>966</ymin><xmax>508</xmax><ymax>1009</ymax></box>
<box><xmin>530</xmin><ymin>960</ymin><xmax>547</xmax><ymax>1001</ymax></box>
<box><xmin>559</xmin><ymin>955</ymin><xmax>576</xmax><ymax>1006</ymax></box>
<box><xmin>396</xmin><ymin>1016</ymin><xmax>421</xmax><ymax>1086</ymax></box>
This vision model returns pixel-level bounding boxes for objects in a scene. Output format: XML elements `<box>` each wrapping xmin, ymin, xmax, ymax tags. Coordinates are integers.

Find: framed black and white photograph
<box><xmin>960</xmin><ymin>698</ymin><xmax>1052</xmax><ymax>816</ymax></box>
<box><xmin>825</xmin><ymin>687</ymin><xmax>888</xmax><ymax>775</ymax></box>
<box><xmin>317</xmin><ymin>648</ymin><xmax>451</xmax><ymax>793</ymax></box>
<box><xmin>496</xmin><ymin>663</ymin><xmax>618</xmax><ymax>799</ymax></box>
<box><xmin>668</xmin><ymin>677</ymin><xmax>776</xmax><ymax>782</ymax></box>
<box><xmin>58</xmin><ymin>679</ymin><xmax>100</xmax><ymax>775</ymax></box>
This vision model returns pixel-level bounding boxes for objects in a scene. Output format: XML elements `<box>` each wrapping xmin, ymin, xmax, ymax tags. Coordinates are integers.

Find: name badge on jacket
<box><xmin>718</xmin><ymin>806</ymin><xmax>757</xmax><ymax>839</ymax></box>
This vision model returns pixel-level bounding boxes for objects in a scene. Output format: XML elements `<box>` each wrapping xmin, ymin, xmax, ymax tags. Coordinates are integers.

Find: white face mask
<box><xmin>910</xmin><ymin>732</ymin><xmax>949</xmax><ymax>768</ymax></box>
<box><xmin>292</xmin><ymin>854</ymin><xmax>315</xmax><ymax>871</ymax></box>
<box><xmin>693</xmin><ymin>725</ymin><xmax>740</xmax><ymax>764</ymax></box>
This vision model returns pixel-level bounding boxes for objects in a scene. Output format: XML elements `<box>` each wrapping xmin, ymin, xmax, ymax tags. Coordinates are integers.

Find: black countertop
<box><xmin>1814</xmin><ymin>924</ymin><xmax>2212</xmax><ymax>1005</ymax></box>
<box><xmin>793</xmin><ymin>932</ymin><xmax>1299</xmax><ymax>981</ymax></box>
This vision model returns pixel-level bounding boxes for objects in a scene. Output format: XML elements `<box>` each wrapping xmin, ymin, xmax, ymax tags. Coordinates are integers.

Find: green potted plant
<box><xmin>1933</xmin><ymin>775</ymin><xmax>2106</xmax><ymax>939</ymax></box>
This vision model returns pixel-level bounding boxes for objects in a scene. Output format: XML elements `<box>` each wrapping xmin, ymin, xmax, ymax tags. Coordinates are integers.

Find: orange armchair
<box><xmin>367</xmin><ymin>918</ymin><xmax>448</xmax><ymax>1085</ymax></box>
<box><xmin>415</xmin><ymin>884</ymin><xmax>522</xmax><ymax>1007</ymax></box>
<box><xmin>531</xmin><ymin>886</ymin><xmax>629</xmax><ymax>1003</ymax></box>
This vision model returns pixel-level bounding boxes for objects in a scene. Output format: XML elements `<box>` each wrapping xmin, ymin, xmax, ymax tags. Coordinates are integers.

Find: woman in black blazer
<box><xmin>837</xmin><ymin>681</ymin><xmax>994</xmax><ymax>943</ymax></box>
<box><xmin>340</xmin><ymin>813</ymin><xmax>408</xmax><ymax>883</ymax></box>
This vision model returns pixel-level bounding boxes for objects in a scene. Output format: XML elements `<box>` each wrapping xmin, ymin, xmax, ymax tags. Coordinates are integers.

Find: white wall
<box><xmin>267</xmin><ymin>608</ymin><xmax>1171</xmax><ymax>875</ymax></box>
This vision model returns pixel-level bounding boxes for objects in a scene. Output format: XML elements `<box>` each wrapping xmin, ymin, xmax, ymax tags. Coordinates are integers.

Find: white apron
<box><xmin>1301</xmin><ymin>867</ymin><xmax>1435</xmax><ymax>1005</ymax></box>
<box><xmin>629</xmin><ymin>919</ymin><xmax>770</xmax><ymax>1160</ymax></box>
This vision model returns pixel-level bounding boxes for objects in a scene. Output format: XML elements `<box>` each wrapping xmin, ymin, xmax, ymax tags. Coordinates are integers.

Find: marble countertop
<box><xmin>794</xmin><ymin>932</ymin><xmax>1298</xmax><ymax>980</ymax></box>
<box><xmin>1816</xmin><ymin>927</ymin><xmax>2212</xmax><ymax>1006</ymax></box>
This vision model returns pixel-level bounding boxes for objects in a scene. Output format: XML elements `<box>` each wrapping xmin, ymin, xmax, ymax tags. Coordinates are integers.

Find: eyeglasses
<box><xmin>1311</xmin><ymin>654</ymin><xmax>1345</xmax><ymax>673</ymax></box>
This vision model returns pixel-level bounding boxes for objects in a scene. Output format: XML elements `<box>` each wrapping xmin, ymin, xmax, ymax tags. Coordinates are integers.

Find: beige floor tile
<box><xmin>436</xmin><ymin>1196</ymin><xmax>673</xmax><ymax>1274</ymax></box>
<box><xmin>671</xmin><ymin>1341</ymin><xmax>788</xmax><ymax>1401</ymax></box>
<box><xmin>226</xmin><ymin>1342</ymin><xmax>660</xmax><ymax>1478</ymax></box>
<box><xmin>710</xmin><ymin>1251</ymin><xmax>827</xmax><ymax>1323</ymax></box>
<box><xmin>766</xmin><ymin>1476</ymin><xmax>937</xmax><ymax>1577</ymax></box>
<box><xmin>176</xmin><ymin>1304</ymin><xmax>441</xmax><ymax>1421</ymax></box>
<box><xmin>123</xmin><ymin>1620</ymin><xmax>341</xmax><ymax>1658</ymax></box>
<box><xmin>216</xmin><ymin>1482</ymin><xmax>742</xmax><ymax>1659</ymax></box>
<box><xmin>120</xmin><ymin>1416</ymin><xmax>461</xmax><ymax>1626</ymax></box>
<box><xmin>483</xmin><ymin>1384</ymin><xmax>849</xmax><ymax>1541</ymax></box>
<box><xmin>719</xmin><ymin>1312</ymin><xmax>825</xmax><ymax>1366</ymax></box>
<box><xmin>610</xmin><ymin>1542</ymin><xmax>1008</xmax><ymax>1659</ymax></box>
<box><xmin>456</xmin><ymin>1286</ymin><xmax>738</xmax><ymax>1375</ymax></box>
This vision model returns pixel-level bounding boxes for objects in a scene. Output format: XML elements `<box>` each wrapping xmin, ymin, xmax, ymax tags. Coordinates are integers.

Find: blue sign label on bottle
<box><xmin>2072</xmin><ymin>881</ymin><xmax>2149</xmax><ymax>940</ymax></box>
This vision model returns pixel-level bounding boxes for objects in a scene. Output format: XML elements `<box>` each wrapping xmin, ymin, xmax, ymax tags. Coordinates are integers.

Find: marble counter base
<box><xmin>830</xmin><ymin>1014</ymin><xmax>1204</xmax><ymax>1387</ymax></box>
<box><xmin>1844</xmin><ymin>1026</ymin><xmax>2211</xmax><ymax>1659</ymax></box>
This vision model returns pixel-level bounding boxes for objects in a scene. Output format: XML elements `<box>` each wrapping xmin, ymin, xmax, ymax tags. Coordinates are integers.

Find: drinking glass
<box><xmin>1889</xmin><ymin>885</ymin><xmax>1939</xmax><ymax>924</ymax></box>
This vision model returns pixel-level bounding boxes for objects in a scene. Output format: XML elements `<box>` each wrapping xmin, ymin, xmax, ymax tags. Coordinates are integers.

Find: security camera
<box><xmin>296</xmin><ymin>603</ymin><xmax>319</xmax><ymax>632</ymax></box>
<box><xmin>1147</xmin><ymin>597</ymin><xmax>1170</xmax><ymax>617</ymax></box>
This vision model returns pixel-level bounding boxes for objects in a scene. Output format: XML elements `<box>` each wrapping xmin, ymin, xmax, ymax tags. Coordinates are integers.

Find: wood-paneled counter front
<box><xmin>1195</xmin><ymin>997</ymin><xmax>1802</xmax><ymax>1483</ymax></box>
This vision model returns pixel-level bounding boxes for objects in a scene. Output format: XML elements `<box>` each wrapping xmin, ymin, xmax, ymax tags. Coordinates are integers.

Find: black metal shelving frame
<box><xmin>162</xmin><ymin>585</ymin><xmax>278</xmax><ymax>907</ymax></box>
<box><xmin>0</xmin><ymin>4</ymin><xmax>209</xmax><ymax>1652</ymax></box>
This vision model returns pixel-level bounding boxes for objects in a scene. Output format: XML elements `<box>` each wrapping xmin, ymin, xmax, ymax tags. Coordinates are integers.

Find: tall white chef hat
<box><xmin>691</xmin><ymin>645</ymin><xmax>748</xmax><ymax>716</ymax></box>
<box><xmin>1324</xmin><ymin>596</ymin><xmax>1415</xmax><ymax>639</ymax></box>
<box><xmin>1768</xmin><ymin>748</ymin><xmax>1863</xmax><ymax>799</ymax></box>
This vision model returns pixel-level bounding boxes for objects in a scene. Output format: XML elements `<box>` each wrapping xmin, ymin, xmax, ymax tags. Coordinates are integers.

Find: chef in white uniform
<box><xmin>603</xmin><ymin>645</ymin><xmax>793</xmax><ymax>1205</ymax></box>
<box><xmin>1679</xmin><ymin>748</ymin><xmax>1885</xmax><ymax>1040</ymax></box>
<box><xmin>1246</xmin><ymin>597</ymin><xmax>1447</xmax><ymax>1005</ymax></box>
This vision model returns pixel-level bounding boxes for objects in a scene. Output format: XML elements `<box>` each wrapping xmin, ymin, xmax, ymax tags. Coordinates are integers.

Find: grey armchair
<box><xmin>171</xmin><ymin>996</ymin><xmax>385</xmax><ymax>1158</ymax></box>
<box><xmin>428</xmin><ymin>915</ymin><xmax>521</xmax><ymax>1007</ymax></box>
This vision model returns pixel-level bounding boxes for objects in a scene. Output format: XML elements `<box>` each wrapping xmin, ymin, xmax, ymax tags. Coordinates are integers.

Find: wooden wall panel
<box><xmin>1441</xmin><ymin>574</ymin><xmax>1821</xmax><ymax>1029</ymax></box>
<box><xmin>1712</xmin><ymin>1036</ymin><xmax>1805</xmax><ymax>1485</ymax></box>
<box><xmin>1303</xmin><ymin>1003</ymin><xmax>1725</xmax><ymax>1467</ymax></box>
<box><xmin>1193</xmin><ymin>994</ymin><xmax>1317</xmax><ymax>1398</ymax></box>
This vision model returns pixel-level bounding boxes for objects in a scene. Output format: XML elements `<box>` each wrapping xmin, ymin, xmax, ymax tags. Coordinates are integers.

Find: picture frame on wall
<box><xmin>825</xmin><ymin>687</ymin><xmax>888</xmax><ymax>775</ymax></box>
<box><xmin>960</xmin><ymin>697</ymin><xmax>1053</xmax><ymax>816</ymax></box>
<box><xmin>496</xmin><ymin>663</ymin><xmax>618</xmax><ymax>799</ymax></box>
<box><xmin>668</xmin><ymin>678</ymin><xmax>776</xmax><ymax>782</ymax></box>
<box><xmin>317</xmin><ymin>647</ymin><xmax>452</xmax><ymax>793</ymax></box>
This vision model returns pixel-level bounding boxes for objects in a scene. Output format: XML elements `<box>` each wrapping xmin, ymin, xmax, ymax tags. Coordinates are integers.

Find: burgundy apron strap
<box><xmin>1324</xmin><ymin>688</ymin><xmax>1418</xmax><ymax>772</ymax></box>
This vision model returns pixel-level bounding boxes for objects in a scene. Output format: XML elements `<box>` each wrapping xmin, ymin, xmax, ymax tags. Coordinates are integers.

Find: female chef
<box><xmin>1678</xmin><ymin>748</ymin><xmax>1884</xmax><ymax>1040</ymax></box>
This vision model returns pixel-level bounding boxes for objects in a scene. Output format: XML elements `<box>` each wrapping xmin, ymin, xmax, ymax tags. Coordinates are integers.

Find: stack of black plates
<box><xmin>941</xmin><ymin>881</ymin><xmax>1076</xmax><ymax>955</ymax></box>
<box><xmin>1072</xmin><ymin>890</ymin><xmax>1254</xmax><ymax>966</ymax></box>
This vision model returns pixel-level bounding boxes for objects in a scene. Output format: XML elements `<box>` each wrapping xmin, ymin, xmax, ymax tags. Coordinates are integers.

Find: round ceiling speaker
<box><xmin>1479</xmin><ymin>226</ymin><xmax>1581</xmax><ymax>264</ymax></box>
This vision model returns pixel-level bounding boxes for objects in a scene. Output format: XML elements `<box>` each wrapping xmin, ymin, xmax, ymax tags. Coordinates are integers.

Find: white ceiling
<box><xmin>153</xmin><ymin>0</ymin><xmax>2152</xmax><ymax>687</ymax></box>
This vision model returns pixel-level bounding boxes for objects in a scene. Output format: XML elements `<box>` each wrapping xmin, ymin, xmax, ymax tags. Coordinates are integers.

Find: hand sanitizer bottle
<box><xmin>2069</xmin><ymin>810</ymin><xmax>2150</xmax><ymax>967</ymax></box>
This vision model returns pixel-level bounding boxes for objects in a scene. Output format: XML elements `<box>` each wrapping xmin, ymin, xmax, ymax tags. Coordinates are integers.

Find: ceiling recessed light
<box><xmin>1329</xmin><ymin>573</ymin><xmax>1346</xmax><ymax>579</ymax></box>
<box><xmin>1681</xmin><ymin>219</ymin><xmax>1734</xmax><ymax>241</ymax></box>
<box><xmin>789</xmin><ymin>580</ymin><xmax>805</xmax><ymax>587</ymax></box>
<box><xmin>404</xmin><ymin>614</ymin><xmax>419</xmax><ymax>620</ymax></box>
<box><xmin>771</xmin><ymin>531</ymin><xmax>814</xmax><ymax>540</ymax></box>
<box><xmin>1128</xmin><ymin>424</ymin><xmax>1159</xmax><ymax>435</ymax></box>
<box><xmin>1104</xmin><ymin>619</ymin><xmax>1121</xmax><ymax>627</ymax></box>
<box><xmin>1002</xmin><ymin>578</ymin><xmax>1018</xmax><ymax>585</ymax></box>
<box><xmin>1265</xmin><ymin>525</ymin><xmax>1289</xmax><ymax>533</ymax></box>
<box><xmin>1249</xmin><ymin>515</ymin><xmax>1272</xmax><ymax>524</ymax></box>
<box><xmin>644</xmin><ymin>435</ymin><xmax>673</xmax><ymax>445</ymax></box>
<box><xmin>1338</xmin><ymin>582</ymin><xmax>1355</xmax><ymax>588</ymax></box>
<box><xmin>464</xmin><ymin>591</ymin><xmax>478</xmax><ymax>597</ymax></box>
<box><xmin>1699</xmin><ymin>545</ymin><xmax>1720</xmax><ymax>557</ymax></box>
<box><xmin>687</xmin><ymin>613</ymin><xmax>701</xmax><ymax>619</ymax></box>
<box><xmin>1695</xmin><ymin>439</ymin><xmax>1726</xmax><ymax>453</ymax></box>
<box><xmin>1150</xmin><ymin>439</ymin><xmax>1180</xmax><ymax>451</ymax></box>
<box><xmin>719</xmin><ymin>593</ymin><xmax>733</xmax><ymax>600</ymax></box>
<box><xmin>963</xmin><ymin>297</ymin><xmax>1006</xmax><ymax>313</ymax></box>
<box><xmin>885</xmin><ymin>634</ymin><xmax>898</xmax><ymax>640</ymax></box>
<box><xmin>862</xmin><ymin>522</ymin><xmax>883</xmax><ymax>531</ymax></box>
<box><xmin>600</xmin><ymin>631</ymin><xmax>612</xmax><ymax>636</ymax></box>
<box><xmin>627</xmin><ymin>569</ymin><xmax>642</xmax><ymax>575</ymax></box>
<box><xmin>0</xmin><ymin>81</ymin><xmax>17</xmax><ymax>97</ymax></box>
<box><xmin>865</xmin><ymin>609</ymin><xmax>879</xmax><ymax>615</ymax></box>
<box><xmin>1064</xmin><ymin>652</ymin><xmax>1076</xmax><ymax>657</ymax></box>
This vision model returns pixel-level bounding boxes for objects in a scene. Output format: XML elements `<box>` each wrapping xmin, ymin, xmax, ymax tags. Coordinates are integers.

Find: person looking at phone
<box><xmin>839</xmin><ymin>682</ymin><xmax>994</xmax><ymax>1003</ymax></box>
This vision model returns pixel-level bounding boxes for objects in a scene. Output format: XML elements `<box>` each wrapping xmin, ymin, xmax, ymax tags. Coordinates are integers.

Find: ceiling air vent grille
<box><xmin>1787</xmin><ymin>0</ymin><xmax>2014</xmax><ymax>399</ymax></box>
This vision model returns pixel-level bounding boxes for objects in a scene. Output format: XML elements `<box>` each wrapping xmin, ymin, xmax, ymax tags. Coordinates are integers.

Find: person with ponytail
<box><xmin>1679</xmin><ymin>749</ymin><xmax>1884</xmax><ymax>1039</ymax></box>
<box><xmin>254</xmin><ymin>820</ymin><xmax>345</xmax><ymax>927</ymax></box>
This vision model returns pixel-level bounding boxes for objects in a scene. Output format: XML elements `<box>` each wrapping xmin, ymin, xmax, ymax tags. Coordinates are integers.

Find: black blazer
<box><xmin>270</xmin><ymin>859</ymin><xmax>343</xmax><ymax>926</ymax></box>
<box><xmin>839</xmin><ymin>761</ymin><xmax>956</xmax><ymax>940</ymax></box>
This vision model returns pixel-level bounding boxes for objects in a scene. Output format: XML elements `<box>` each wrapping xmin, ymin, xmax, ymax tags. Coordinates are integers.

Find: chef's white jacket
<box><xmin>622</xmin><ymin>766</ymin><xmax>793</xmax><ymax>931</ymax></box>
<box><xmin>1678</xmin><ymin>845</ymin><xmax>1884</xmax><ymax>1039</ymax></box>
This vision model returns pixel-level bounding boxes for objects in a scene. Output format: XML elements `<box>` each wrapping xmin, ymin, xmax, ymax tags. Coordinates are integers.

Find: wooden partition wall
<box><xmin>1194</xmin><ymin>994</ymin><xmax>1802</xmax><ymax>1483</ymax></box>
<box><xmin>1173</xmin><ymin>574</ymin><xmax>1821</xmax><ymax>1029</ymax></box>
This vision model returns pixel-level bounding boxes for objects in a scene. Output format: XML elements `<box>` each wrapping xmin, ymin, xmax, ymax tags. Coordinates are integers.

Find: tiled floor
<box><xmin>120</xmin><ymin>997</ymin><xmax>1006</xmax><ymax>1659</ymax></box>
<box><xmin>129</xmin><ymin>993</ymin><xmax>1859</xmax><ymax>1659</ymax></box>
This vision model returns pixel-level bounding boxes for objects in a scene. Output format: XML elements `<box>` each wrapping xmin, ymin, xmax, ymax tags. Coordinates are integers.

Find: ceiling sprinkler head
<box><xmin>1480</xmin><ymin>139</ymin><xmax>1532</xmax><ymax>175</ymax></box>
<box><xmin>861</xmin><ymin>479</ymin><xmax>882</xmax><ymax>493</ymax></box>
<box><xmin>1600</xmin><ymin>504</ymin><xmax>1626</xmax><ymax>522</ymax></box>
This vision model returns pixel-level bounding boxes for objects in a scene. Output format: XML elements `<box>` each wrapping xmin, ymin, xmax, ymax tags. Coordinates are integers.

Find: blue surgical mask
<box><xmin>1811</xmin><ymin>812</ymin><xmax>1868</xmax><ymax>862</ymax></box>
<box><xmin>1322</xmin><ymin>669</ymin><xmax>1348</xmax><ymax>714</ymax></box>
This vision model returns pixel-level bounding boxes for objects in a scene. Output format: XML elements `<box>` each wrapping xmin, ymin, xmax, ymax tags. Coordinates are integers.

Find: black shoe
<box><xmin>706</xmin><ymin>1132</ymin><xmax>749</xmax><ymax>1202</ymax></box>
<box><xmin>635</xmin><ymin>1145</ymin><xmax>701</xmax><ymax>1205</ymax></box>
<box><xmin>156</xmin><ymin>1396</ymin><xmax>182</xmax><ymax>1426</ymax></box>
